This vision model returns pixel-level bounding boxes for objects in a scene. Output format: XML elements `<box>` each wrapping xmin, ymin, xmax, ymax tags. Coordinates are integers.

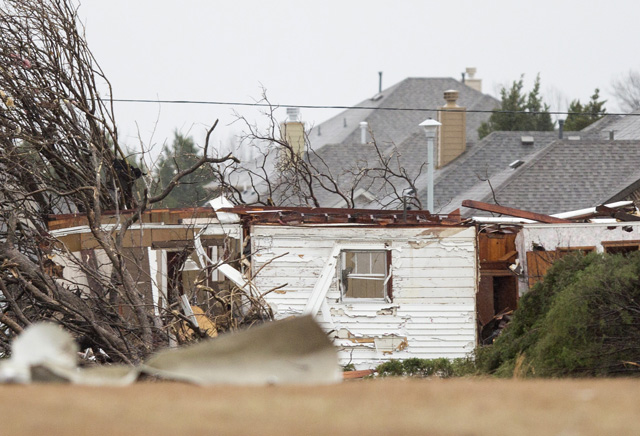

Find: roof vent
<box><xmin>371</xmin><ymin>71</ymin><xmax>384</xmax><ymax>101</ymax></box>
<box><xmin>568</xmin><ymin>136</ymin><xmax>580</xmax><ymax>141</ymax></box>
<box><xmin>360</xmin><ymin>121</ymin><xmax>368</xmax><ymax>144</ymax></box>
<box><xmin>443</xmin><ymin>90</ymin><xmax>460</xmax><ymax>106</ymax></box>
<box><xmin>509</xmin><ymin>160</ymin><xmax>525</xmax><ymax>169</ymax></box>
<box><xmin>286</xmin><ymin>107</ymin><xmax>300</xmax><ymax>122</ymax></box>
<box><xmin>521</xmin><ymin>136</ymin><xmax>534</xmax><ymax>145</ymax></box>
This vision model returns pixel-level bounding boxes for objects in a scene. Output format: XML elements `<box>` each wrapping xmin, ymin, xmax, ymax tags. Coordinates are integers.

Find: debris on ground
<box><xmin>0</xmin><ymin>316</ymin><xmax>341</xmax><ymax>386</ymax></box>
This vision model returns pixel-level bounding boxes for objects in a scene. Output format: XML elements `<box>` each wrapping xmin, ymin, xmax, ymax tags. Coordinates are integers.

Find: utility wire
<box><xmin>108</xmin><ymin>98</ymin><xmax>626</xmax><ymax>117</ymax></box>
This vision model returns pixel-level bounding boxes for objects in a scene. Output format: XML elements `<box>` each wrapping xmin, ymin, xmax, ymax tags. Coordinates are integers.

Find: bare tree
<box><xmin>0</xmin><ymin>0</ymin><xmax>247</xmax><ymax>362</ymax></box>
<box><xmin>212</xmin><ymin>93</ymin><xmax>425</xmax><ymax>211</ymax></box>
<box><xmin>611</xmin><ymin>70</ymin><xmax>640</xmax><ymax>112</ymax></box>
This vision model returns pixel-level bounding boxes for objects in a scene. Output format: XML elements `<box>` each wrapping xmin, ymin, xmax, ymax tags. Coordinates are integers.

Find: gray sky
<box><xmin>79</xmin><ymin>0</ymin><xmax>640</xmax><ymax>160</ymax></box>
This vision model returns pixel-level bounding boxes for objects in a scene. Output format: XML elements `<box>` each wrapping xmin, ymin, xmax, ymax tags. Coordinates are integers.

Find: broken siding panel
<box><xmin>55</xmin><ymin>249</ymin><xmax>114</xmax><ymax>296</ymax></box>
<box><xmin>252</xmin><ymin>225</ymin><xmax>477</xmax><ymax>368</ymax></box>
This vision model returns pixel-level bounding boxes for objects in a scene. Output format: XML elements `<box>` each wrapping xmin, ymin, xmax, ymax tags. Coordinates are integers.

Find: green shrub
<box><xmin>342</xmin><ymin>363</ymin><xmax>356</xmax><ymax>372</ymax></box>
<box><xmin>375</xmin><ymin>359</ymin><xmax>405</xmax><ymax>377</ymax></box>
<box><xmin>374</xmin><ymin>357</ymin><xmax>476</xmax><ymax>378</ymax></box>
<box><xmin>476</xmin><ymin>251</ymin><xmax>640</xmax><ymax>377</ymax></box>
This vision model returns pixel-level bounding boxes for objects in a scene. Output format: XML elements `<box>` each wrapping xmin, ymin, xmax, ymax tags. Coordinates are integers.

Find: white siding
<box><xmin>517</xmin><ymin>222</ymin><xmax>640</xmax><ymax>294</ymax></box>
<box><xmin>252</xmin><ymin>225</ymin><xmax>477</xmax><ymax>369</ymax></box>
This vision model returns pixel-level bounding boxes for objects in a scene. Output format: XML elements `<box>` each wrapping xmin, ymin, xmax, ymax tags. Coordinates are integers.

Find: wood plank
<box><xmin>596</xmin><ymin>205</ymin><xmax>640</xmax><ymax>222</ymax></box>
<box><xmin>526</xmin><ymin>250</ymin><xmax>560</xmax><ymax>287</ymax></box>
<box><xmin>463</xmin><ymin>200</ymin><xmax>571</xmax><ymax>223</ymax></box>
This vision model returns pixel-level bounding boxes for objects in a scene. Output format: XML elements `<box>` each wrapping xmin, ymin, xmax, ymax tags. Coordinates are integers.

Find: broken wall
<box><xmin>49</xmin><ymin>221</ymin><xmax>243</xmax><ymax>317</ymax></box>
<box><xmin>517</xmin><ymin>222</ymin><xmax>640</xmax><ymax>293</ymax></box>
<box><xmin>251</xmin><ymin>225</ymin><xmax>477</xmax><ymax>369</ymax></box>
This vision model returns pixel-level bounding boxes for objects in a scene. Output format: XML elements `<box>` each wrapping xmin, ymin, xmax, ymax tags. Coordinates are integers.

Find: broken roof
<box><xmin>225</xmin><ymin>205</ymin><xmax>466</xmax><ymax>227</ymax></box>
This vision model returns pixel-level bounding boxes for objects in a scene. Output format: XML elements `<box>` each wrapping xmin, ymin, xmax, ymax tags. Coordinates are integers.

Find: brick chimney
<box><xmin>436</xmin><ymin>90</ymin><xmax>466</xmax><ymax>168</ymax></box>
<box><xmin>280</xmin><ymin>108</ymin><xmax>305</xmax><ymax>161</ymax></box>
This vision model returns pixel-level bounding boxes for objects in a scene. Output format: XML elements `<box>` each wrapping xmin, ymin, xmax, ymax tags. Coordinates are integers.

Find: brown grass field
<box><xmin>1</xmin><ymin>378</ymin><xmax>639</xmax><ymax>435</ymax></box>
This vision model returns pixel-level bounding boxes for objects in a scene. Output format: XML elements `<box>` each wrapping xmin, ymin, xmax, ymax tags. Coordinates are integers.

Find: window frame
<box><xmin>339</xmin><ymin>249</ymin><xmax>392</xmax><ymax>302</ymax></box>
<box><xmin>556</xmin><ymin>246</ymin><xmax>596</xmax><ymax>256</ymax></box>
<box><xmin>601</xmin><ymin>240</ymin><xmax>640</xmax><ymax>255</ymax></box>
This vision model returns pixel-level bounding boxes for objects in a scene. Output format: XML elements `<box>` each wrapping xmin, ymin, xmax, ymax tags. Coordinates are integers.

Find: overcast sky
<box><xmin>78</xmin><ymin>0</ymin><xmax>640</xmax><ymax>159</ymax></box>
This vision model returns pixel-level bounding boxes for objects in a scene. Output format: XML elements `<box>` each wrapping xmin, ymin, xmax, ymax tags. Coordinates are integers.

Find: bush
<box><xmin>374</xmin><ymin>357</ymin><xmax>477</xmax><ymax>378</ymax></box>
<box><xmin>475</xmin><ymin>252</ymin><xmax>640</xmax><ymax>377</ymax></box>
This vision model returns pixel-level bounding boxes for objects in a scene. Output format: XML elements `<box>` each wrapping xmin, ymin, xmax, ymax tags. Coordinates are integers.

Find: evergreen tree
<box><xmin>563</xmin><ymin>89</ymin><xmax>606</xmax><ymax>131</ymax></box>
<box><xmin>153</xmin><ymin>132</ymin><xmax>213</xmax><ymax>208</ymax></box>
<box><xmin>478</xmin><ymin>74</ymin><xmax>555</xmax><ymax>139</ymax></box>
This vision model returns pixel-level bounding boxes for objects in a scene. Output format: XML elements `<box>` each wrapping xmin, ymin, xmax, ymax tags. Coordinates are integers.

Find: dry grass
<box><xmin>1</xmin><ymin>378</ymin><xmax>638</xmax><ymax>435</ymax></box>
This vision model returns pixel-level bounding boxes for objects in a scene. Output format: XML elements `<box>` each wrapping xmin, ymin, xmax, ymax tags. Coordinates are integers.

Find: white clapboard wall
<box><xmin>251</xmin><ymin>225</ymin><xmax>477</xmax><ymax>369</ymax></box>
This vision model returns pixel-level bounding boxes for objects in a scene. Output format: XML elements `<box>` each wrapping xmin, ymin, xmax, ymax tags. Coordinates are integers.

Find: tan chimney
<box><xmin>464</xmin><ymin>67</ymin><xmax>482</xmax><ymax>92</ymax></box>
<box><xmin>280</xmin><ymin>108</ymin><xmax>305</xmax><ymax>161</ymax></box>
<box><xmin>436</xmin><ymin>90</ymin><xmax>466</xmax><ymax>168</ymax></box>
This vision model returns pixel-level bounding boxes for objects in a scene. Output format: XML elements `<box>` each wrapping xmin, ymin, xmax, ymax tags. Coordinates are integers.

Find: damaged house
<box><xmin>45</xmin><ymin>198</ymin><xmax>640</xmax><ymax>369</ymax></box>
<box><xmin>46</xmin><ymin>205</ymin><xmax>246</xmax><ymax>338</ymax></box>
<box><xmin>238</xmin><ymin>207</ymin><xmax>477</xmax><ymax>369</ymax></box>
<box><xmin>46</xmin><ymin>203</ymin><xmax>479</xmax><ymax>369</ymax></box>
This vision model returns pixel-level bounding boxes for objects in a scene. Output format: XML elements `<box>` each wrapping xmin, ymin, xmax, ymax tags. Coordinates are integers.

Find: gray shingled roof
<box><xmin>308</xmin><ymin>77</ymin><xmax>499</xmax><ymax>150</ymax></box>
<box><xmin>477</xmin><ymin>139</ymin><xmax>640</xmax><ymax>215</ymax></box>
<box><xmin>583</xmin><ymin>110</ymin><xmax>640</xmax><ymax>140</ymax></box>
<box><xmin>415</xmin><ymin>131</ymin><xmax>563</xmax><ymax>213</ymax></box>
<box><xmin>579</xmin><ymin>113</ymin><xmax>623</xmax><ymax>134</ymax></box>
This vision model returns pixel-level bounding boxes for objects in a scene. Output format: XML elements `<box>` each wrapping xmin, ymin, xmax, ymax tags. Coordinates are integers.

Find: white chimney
<box><xmin>464</xmin><ymin>67</ymin><xmax>482</xmax><ymax>92</ymax></box>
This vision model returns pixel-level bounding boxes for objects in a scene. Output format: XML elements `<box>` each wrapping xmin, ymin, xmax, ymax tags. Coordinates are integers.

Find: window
<box><xmin>556</xmin><ymin>246</ymin><xmax>596</xmax><ymax>257</ymax></box>
<box><xmin>340</xmin><ymin>250</ymin><xmax>390</xmax><ymax>300</ymax></box>
<box><xmin>602</xmin><ymin>240</ymin><xmax>640</xmax><ymax>255</ymax></box>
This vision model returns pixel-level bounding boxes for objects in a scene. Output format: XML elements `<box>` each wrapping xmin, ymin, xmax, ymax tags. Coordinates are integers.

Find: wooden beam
<box><xmin>596</xmin><ymin>205</ymin><xmax>640</xmax><ymax>222</ymax></box>
<box><xmin>462</xmin><ymin>200</ymin><xmax>571</xmax><ymax>224</ymax></box>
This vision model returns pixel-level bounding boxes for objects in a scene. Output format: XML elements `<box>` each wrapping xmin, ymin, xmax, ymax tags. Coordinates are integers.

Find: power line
<box><xmin>107</xmin><ymin>98</ymin><xmax>628</xmax><ymax>117</ymax></box>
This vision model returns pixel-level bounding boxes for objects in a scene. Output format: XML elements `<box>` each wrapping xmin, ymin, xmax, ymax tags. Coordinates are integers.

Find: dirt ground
<box><xmin>1</xmin><ymin>377</ymin><xmax>639</xmax><ymax>436</ymax></box>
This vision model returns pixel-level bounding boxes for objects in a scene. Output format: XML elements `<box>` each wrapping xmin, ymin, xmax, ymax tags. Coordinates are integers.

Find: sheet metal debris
<box><xmin>0</xmin><ymin>316</ymin><xmax>341</xmax><ymax>386</ymax></box>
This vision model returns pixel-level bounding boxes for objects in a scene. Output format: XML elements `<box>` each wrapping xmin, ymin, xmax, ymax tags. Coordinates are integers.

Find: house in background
<box><xmin>456</xmin><ymin>137</ymin><xmax>640</xmax><ymax>217</ymax></box>
<box><xmin>207</xmin><ymin>67</ymin><xmax>640</xmax><ymax>222</ymax></box>
<box><xmin>581</xmin><ymin>109</ymin><xmax>640</xmax><ymax>140</ymax></box>
<box><xmin>204</xmin><ymin>69</ymin><xmax>502</xmax><ymax>209</ymax></box>
<box><xmin>308</xmin><ymin>68</ymin><xmax>497</xmax><ymax>152</ymax></box>
<box><xmin>437</xmin><ymin>106</ymin><xmax>640</xmax><ymax>217</ymax></box>
<box><xmin>299</xmin><ymin>71</ymin><xmax>501</xmax><ymax>209</ymax></box>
